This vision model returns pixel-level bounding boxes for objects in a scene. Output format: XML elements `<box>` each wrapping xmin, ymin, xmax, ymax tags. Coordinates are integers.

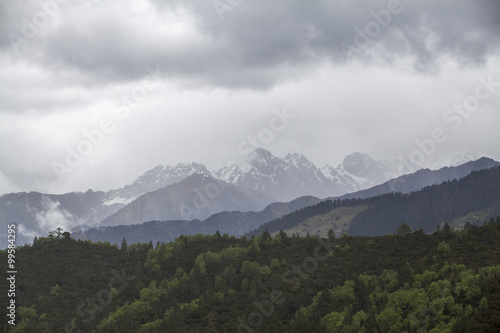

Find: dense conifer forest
<box><xmin>1</xmin><ymin>217</ymin><xmax>500</xmax><ymax>332</ymax></box>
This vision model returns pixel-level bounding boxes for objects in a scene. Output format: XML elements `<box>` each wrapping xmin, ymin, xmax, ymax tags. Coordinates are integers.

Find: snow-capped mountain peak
<box><xmin>103</xmin><ymin>162</ymin><xmax>212</xmax><ymax>206</ymax></box>
<box><xmin>284</xmin><ymin>153</ymin><xmax>315</xmax><ymax>170</ymax></box>
<box><xmin>213</xmin><ymin>149</ymin><xmax>406</xmax><ymax>201</ymax></box>
<box><xmin>131</xmin><ymin>162</ymin><xmax>210</xmax><ymax>189</ymax></box>
<box><xmin>246</xmin><ymin>147</ymin><xmax>280</xmax><ymax>167</ymax></box>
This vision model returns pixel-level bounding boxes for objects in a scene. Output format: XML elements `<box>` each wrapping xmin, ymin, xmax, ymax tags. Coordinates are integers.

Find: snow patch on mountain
<box><xmin>102</xmin><ymin>196</ymin><xmax>134</xmax><ymax>206</ymax></box>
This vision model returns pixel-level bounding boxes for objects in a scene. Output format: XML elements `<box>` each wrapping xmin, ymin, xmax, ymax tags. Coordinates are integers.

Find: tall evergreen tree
<box><xmin>121</xmin><ymin>238</ymin><xmax>128</xmax><ymax>251</ymax></box>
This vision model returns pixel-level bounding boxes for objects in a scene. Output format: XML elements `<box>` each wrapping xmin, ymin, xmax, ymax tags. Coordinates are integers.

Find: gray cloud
<box><xmin>2</xmin><ymin>0</ymin><xmax>499</xmax><ymax>90</ymax></box>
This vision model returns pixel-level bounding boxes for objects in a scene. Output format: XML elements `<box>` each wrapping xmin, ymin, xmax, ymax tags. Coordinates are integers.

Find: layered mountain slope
<box><xmin>99</xmin><ymin>173</ymin><xmax>275</xmax><ymax>226</ymax></box>
<box><xmin>249</xmin><ymin>165</ymin><xmax>500</xmax><ymax>237</ymax></box>
<box><xmin>73</xmin><ymin>195</ymin><xmax>320</xmax><ymax>245</ymax></box>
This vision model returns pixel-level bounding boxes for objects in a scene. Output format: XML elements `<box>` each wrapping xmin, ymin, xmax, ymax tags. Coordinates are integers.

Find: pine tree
<box><xmin>261</xmin><ymin>229</ymin><xmax>272</xmax><ymax>241</ymax></box>
<box><xmin>327</xmin><ymin>228</ymin><xmax>336</xmax><ymax>241</ymax></box>
<box><xmin>121</xmin><ymin>238</ymin><xmax>128</xmax><ymax>251</ymax></box>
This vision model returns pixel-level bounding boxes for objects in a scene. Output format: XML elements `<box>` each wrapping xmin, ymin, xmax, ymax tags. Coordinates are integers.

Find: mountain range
<box><xmin>73</xmin><ymin>157</ymin><xmax>500</xmax><ymax>246</ymax></box>
<box><xmin>0</xmin><ymin>148</ymin><xmax>494</xmax><ymax>247</ymax></box>
<box><xmin>214</xmin><ymin>148</ymin><xmax>402</xmax><ymax>201</ymax></box>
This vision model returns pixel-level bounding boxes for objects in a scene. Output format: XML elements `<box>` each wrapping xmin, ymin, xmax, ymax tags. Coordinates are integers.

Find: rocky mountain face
<box><xmin>102</xmin><ymin>162</ymin><xmax>211</xmax><ymax>206</ymax></box>
<box><xmin>214</xmin><ymin>149</ymin><xmax>331</xmax><ymax>201</ymax></box>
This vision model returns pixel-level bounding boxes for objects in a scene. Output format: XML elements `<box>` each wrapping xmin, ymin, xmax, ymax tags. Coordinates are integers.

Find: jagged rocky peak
<box><xmin>103</xmin><ymin>162</ymin><xmax>213</xmax><ymax>206</ymax></box>
<box><xmin>284</xmin><ymin>152</ymin><xmax>315</xmax><ymax>169</ymax></box>
<box><xmin>182</xmin><ymin>172</ymin><xmax>218</xmax><ymax>183</ymax></box>
<box><xmin>168</xmin><ymin>162</ymin><xmax>211</xmax><ymax>174</ymax></box>
<box><xmin>134</xmin><ymin>162</ymin><xmax>210</xmax><ymax>184</ymax></box>
<box><xmin>246</xmin><ymin>147</ymin><xmax>280</xmax><ymax>166</ymax></box>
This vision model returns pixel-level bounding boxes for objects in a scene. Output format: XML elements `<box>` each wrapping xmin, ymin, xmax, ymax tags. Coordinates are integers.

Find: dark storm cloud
<box><xmin>2</xmin><ymin>0</ymin><xmax>499</xmax><ymax>90</ymax></box>
<box><xmin>190</xmin><ymin>0</ymin><xmax>500</xmax><ymax>73</ymax></box>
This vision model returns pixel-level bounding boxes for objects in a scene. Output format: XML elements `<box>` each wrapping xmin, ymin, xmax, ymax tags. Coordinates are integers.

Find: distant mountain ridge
<box><xmin>337</xmin><ymin>157</ymin><xmax>500</xmax><ymax>200</ymax></box>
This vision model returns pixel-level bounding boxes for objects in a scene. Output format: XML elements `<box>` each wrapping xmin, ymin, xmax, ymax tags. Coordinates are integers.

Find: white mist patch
<box><xmin>35</xmin><ymin>196</ymin><xmax>83</xmax><ymax>234</ymax></box>
<box><xmin>18</xmin><ymin>224</ymin><xmax>40</xmax><ymax>241</ymax></box>
<box><xmin>0</xmin><ymin>171</ymin><xmax>21</xmax><ymax>195</ymax></box>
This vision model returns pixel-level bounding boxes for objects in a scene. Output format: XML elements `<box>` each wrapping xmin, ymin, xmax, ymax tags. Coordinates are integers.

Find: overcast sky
<box><xmin>0</xmin><ymin>0</ymin><xmax>499</xmax><ymax>195</ymax></box>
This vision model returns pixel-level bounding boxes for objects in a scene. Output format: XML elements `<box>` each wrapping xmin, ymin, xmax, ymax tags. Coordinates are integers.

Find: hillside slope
<box><xmin>337</xmin><ymin>157</ymin><xmax>499</xmax><ymax>200</ymax></box>
<box><xmin>250</xmin><ymin>165</ymin><xmax>500</xmax><ymax>237</ymax></box>
<box><xmin>2</xmin><ymin>219</ymin><xmax>500</xmax><ymax>332</ymax></box>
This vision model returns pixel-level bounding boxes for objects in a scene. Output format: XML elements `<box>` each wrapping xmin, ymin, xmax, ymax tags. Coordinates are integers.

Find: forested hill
<box><xmin>348</xmin><ymin>165</ymin><xmax>500</xmax><ymax>235</ymax></box>
<box><xmin>249</xmin><ymin>166</ymin><xmax>500</xmax><ymax>237</ymax></box>
<box><xmin>1</xmin><ymin>219</ymin><xmax>500</xmax><ymax>332</ymax></box>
